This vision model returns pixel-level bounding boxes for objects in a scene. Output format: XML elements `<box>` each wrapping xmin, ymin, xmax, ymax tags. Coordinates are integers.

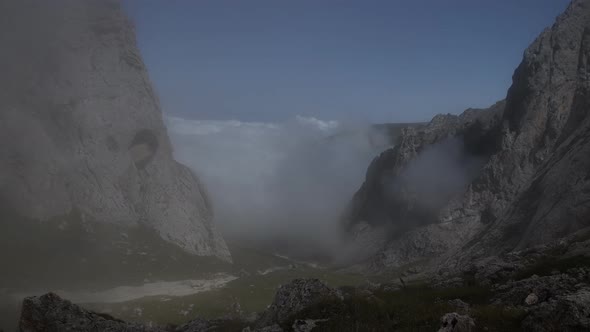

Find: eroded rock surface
<box><xmin>0</xmin><ymin>0</ymin><xmax>229</xmax><ymax>260</ymax></box>
<box><xmin>522</xmin><ymin>288</ymin><xmax>590</xmax><ymax>332</ymax></box>
<box><xmin>346</xmin><ymin>0</ymin><xmax>590</xmax><ymax>272</ymax></box>
<box><xmin>437</xmin><ymin>312</ymin><xmax>475</xmax><ymax>332</ymax></box>
<box><xmin>19</xmin><ymin>293</ymin><xmax>168</xmax><ymax>332</ymax></box>
<box><xmin>255</xmin><ymin>279</ymin><xmax>342</xmax><ymax>328</ymax></box>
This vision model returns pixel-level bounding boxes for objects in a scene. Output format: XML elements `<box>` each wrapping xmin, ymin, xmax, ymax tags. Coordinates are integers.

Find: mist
<box><xmin>380</xmin><ymin>137</ymin><xmax>486</xmax><ymax>233</ymax></box>
<box><xmin>166</xmin><ymin>116</ymin><xmax>391</xmax><ymax>261</ymax></box>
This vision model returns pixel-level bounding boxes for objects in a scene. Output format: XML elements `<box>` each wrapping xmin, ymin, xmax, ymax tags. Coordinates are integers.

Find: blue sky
<box><xmin>124</xmin><ymin>1</ymin><xmax>570</xmax><ymax>123</ymax></box>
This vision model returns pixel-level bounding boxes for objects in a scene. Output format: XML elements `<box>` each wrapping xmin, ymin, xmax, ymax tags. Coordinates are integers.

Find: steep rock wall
<box><xmin>0</xmin><ymin>0</ymin><xmax>230</xmax><ymax>261</ymax></box>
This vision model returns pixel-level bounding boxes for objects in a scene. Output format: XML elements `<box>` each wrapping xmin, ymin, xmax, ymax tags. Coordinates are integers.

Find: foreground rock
<box><xmin>0</xmin><ymin>0</ymin><xmax>229</xmax><ymax>261</ymax></box>
<box><xmin>18</xmin><ymin>279</ymin><xmax>344</xmax><ymax>332</ymax></box>
<box><xmin>19</xmin><ymin>293</ymin><xmax>168</xmax><ymax>332</ymax></box>
<box><xmin>522</xmin><ymin>288</ymin><xmax>590</xmax><ymax>332</ymax></box>
<box><xmin>437</xmin><ymin>313</ymin><xmax>475</xmax><ymax>332</ymax></box>
<box><xmin>254</xmin><ymin>279</ymin><xmax>342</xmax><ymax>328</ymax></box>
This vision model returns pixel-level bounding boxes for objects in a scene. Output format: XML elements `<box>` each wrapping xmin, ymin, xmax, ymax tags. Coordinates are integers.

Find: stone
<box><xmin>524</xmin><ymin>293</ymin><xmax>539</xmax><ymax>306</ymax></box>
<box><xmin>255</xmin><ymin>279</ymin><xmax>343</xmax><ymax>327</ymax></box>
<box><xmin>292</xmin><ymin>319</ymin><xmax>329</xmax><ymax>332</ymax></box>
<box><xmin>492</xmin><ymin>273</ymin><xmax>581</xmax><ymax>306</ymax></box>
<box><xmin>437</xmin><ymin>313</ymin><xmax>475</xmax><ymax>332</ymax></box>
<box><xmin>242</xmin><ymin>325</ymin><xmax>283</xmax><ymax>332</ymax></box>
<box><xmin>18</xmin><ymin>293</ymin><xmax>167</xmax><ymax>332</ymax></box>
<box><xmin>522</xmin><ymin>288</ymin><xmax>590</xmax><ymax>331</ymax></box>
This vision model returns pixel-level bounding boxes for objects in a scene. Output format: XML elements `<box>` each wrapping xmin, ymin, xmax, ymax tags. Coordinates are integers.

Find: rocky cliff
<box><xmin>0</xmin><ymin>0</ymin><xmax>230</xmax><ymax>261</ymax></box>
<box><xmin>347</xmin><ymin>0</ymin><xmax>590</xmax><ymax>271</ymax></box>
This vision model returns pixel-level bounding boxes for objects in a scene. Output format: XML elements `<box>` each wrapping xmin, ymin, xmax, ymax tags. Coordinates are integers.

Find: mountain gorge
<box><xmin>4</xmin><ymin>0</ymin><xmax>590</xmax><ymax>331</ymax></box>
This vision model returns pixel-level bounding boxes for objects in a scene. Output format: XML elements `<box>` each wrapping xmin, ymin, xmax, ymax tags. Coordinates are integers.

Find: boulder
<box><xmin>522</xmin><ymin>288</ymin><xmax>590</xmax><ymax>331</ymax></box>
<box><xmin>437</xmin><ymin>313</ymin><xmax>475</xmax><ymax>332</ymax></box>
<box><xmin>255</xmin><ymin>279</ymin><xmax>343</xmax><ymax>327</ymax></box>
<box><xmin>18</xmin><ymin>293</ymin><xmax>167</xmax><ymax>332</ymax></box>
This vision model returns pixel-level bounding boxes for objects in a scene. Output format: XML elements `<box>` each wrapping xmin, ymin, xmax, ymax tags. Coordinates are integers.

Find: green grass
<box><xmin>0</xmin><ymin>206</ymin><xmax>532</xmax><ymax>331</ymax></box>
<box><xmin>83</xmin><ymin>265</ymin><xmax>365</xmax><ymax>326</ymax></box>
<box><xmin>0</xmin><ymin>207</ymin><xmax>235</xmax><ymax>292</ymax></box>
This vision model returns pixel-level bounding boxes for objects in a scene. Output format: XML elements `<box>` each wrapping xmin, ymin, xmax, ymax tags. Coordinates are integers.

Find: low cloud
<box><xmin>166</xmin><ymin>116</ymin><xmax>389</xmax><ymax>261</ymax></box>
<box><xmin>381</xmin><ymin>137</ymin><xmax>486</xmax><ymax>231</ymax></box>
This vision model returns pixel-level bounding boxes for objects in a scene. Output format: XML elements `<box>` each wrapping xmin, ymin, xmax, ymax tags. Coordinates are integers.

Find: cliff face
<box><xmin>450</xmin><ymin>0</ymin><xmax>590</xmax><ymax>261</ymax></box>
<box><xmin>347</xmin><ymin>0</ymin><xmax>590</xmax><ymax>270</ymax></box>
<box><xmin>0</xmin><ymin>0</ymin><xmax>230</xmax><ymax>261</ymax></box>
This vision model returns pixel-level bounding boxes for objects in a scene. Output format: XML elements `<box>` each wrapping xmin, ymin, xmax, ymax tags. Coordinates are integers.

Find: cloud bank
<box><xmin>166</xmin><ymin>115</ymin><xmax>390</xmax><ymax>261</ymax></box>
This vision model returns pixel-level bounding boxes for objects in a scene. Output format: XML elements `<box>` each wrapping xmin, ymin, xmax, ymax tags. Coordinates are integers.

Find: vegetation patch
<box><xmin>283</xmin><ymin>284</ymin><xmax>524</xmax><ymax>332</ymax></box>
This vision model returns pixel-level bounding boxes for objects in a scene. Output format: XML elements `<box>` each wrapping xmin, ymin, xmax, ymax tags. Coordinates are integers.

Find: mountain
<box><xmin>12</xmin><ymin>0</ymin><xmax>590</xmax><ymax>331</ymax></box>
<box><xmin>0</xmin><ymin>0</ymin><xmax>230</xmax><ymax>261</ymax></box>
<box><xmin>345</xmin><ymin>0</ymin><xmax>590</xmax><ymax>272</ymax></box>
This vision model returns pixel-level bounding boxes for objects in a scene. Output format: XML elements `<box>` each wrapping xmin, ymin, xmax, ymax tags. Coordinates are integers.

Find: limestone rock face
<box><xmin>446</xmin><ymin>0</ymin><xmax>590</xmax><ymax>260</ymax></box>
<box><xmin>346</xmin><ymin>0</ymin><xmax>590</xmax><ymax>270</ymax></box>
<box><xmin>345</xmin><ymin>101</ymin><xmax>504</xmax><ymax>268</ymax></box>
<box><xmin>0</xmin><ymin>0</ymin><xmax>230</xmax><ymax>261</ymax></box>
<box><xmin>347</xmin><ymin>102</ymin><xmax>504</xmax><ymax>231</ymax></box>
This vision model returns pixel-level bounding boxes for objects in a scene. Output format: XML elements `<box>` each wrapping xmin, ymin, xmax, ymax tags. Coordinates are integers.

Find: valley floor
<box><xmin>0</xmin><ymin>242</ymin><xmax>366</xmax><ymax>330</ymax></box>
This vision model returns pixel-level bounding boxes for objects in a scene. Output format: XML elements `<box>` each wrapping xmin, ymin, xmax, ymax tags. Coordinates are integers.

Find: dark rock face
<box><xmin>347</xmin><ymin>101</ymin><xmax>504</xmax><ymax>231</ymax></box>
<box><xmin>0</xmin><ymin>0</ymin><xmax>229</xmax><ymax>260</ymax></box>
<box><xmin>521</xmin><ymin>288</ymin><xmax>590</xmax><ymax>332</ymax></box>
<box><xmin>344</xmin><ymin>102</ymin><xmax>505</xmax><ymax>268</ymax></box>
<box><xmin>493</xmin><ymin>273</ymin><xmax>588</xmax><ymax>306</ymax></box>
<box><xmin>346</xmin><ymin>0</ymin><xmax>590</xmax><ymax>270</ymax></box>
<box><xmin>255</xmin><ymin>279</ymin><xmax>343</xmax><ymax>328</ymax></box>
<box><xmin>19</xmin><ymin>293</ymin><xmax>168</xmax><ymax>332</ymax></box>
<box><xmin>437</xmin><ymin>312</ymin><xmax>475</xmax><ymax>332</ymax></box>
<box><xmin>448</xmin><ymin>0</ymin><xmax>590</xmax><ymax>260</ymax></box>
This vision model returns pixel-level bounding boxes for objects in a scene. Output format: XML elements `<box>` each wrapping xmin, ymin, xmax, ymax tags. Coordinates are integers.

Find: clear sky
<box><xmin>123</xmin><ymin>0</ymin><xmax>570</xmax><ymax>123</ymax></box>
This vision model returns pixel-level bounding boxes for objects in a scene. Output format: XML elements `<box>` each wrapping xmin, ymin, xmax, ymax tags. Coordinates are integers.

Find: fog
<box><xmin>395</xmin><ymin>138</ymin><xmax>485</xmax><ymax>208</ymax></box>
<box><xmin>381</xmin><ymin>137</ymin><xmax>487</xmax><ymax>233</ymax></box>
<box><xmin>166</xmin><ymin>115</ymin><xmax>391</xmax><ymax>261</ymax></box>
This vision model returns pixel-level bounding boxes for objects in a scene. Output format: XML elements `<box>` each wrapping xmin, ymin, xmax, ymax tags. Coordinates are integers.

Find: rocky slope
<box><xmin>0</xmin><ymin>0</ymin><xmax>230</xmax><ymax>261</ymax></box>
<box><xmin>346</xmin><ymin>0</ymin><xmax>590</xmax><ymax>272</ymax></box>
<box><xmin>20</xmin><ymin>270</ymin><xmax>590</xmax><ymax>331</ymax></box>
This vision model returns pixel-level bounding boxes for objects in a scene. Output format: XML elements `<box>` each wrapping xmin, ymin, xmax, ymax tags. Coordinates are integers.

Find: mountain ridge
<box><xmin>345</xmin><ymin>0</ymin><xmax>590</xmax><ymax>272</ymax></box>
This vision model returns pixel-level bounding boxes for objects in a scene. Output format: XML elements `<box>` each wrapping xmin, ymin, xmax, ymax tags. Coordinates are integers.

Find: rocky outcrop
<box><xmin>254</xmin><ymin>279</ymin><xmax>342</xmax><ymax>328</ymax></box>
<box><xmin>19</xmin><ymin>293</ymin><xmax>169</xmax><ymax>332</ymax></box>
<box><xmin>0</xmin><ymin>0</ymin><xmax>229</xmax><ymax>260</ymax></box>
<box><xmin>344</xmin><ymin>101</ymin><xmax>504</xmax><ymax>268</ymax></box>
<box><xmin>346</xmin><ymin>0</ymin><xmax>590</xmax><ymax>271</ymax></box>
<box><xmin>437</xmin><ymin>313</ymin><xmax>475</xmax><ymax>332</ymax></box>
<box><xmin>521</xmin><ymin>288</ymin><xmax>590</xmax><ymax>332</ymax></box>
<box><xmin>347</xmin><ymin>101</ymin><xmax>504</xmax><ymax>231</ymax></box>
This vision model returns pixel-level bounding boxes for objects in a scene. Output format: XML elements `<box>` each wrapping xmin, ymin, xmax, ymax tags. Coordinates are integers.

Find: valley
<box><xmin>3</xmin><ymin>0</ymin><xmax>590</xmax><ymax>331</ymax></box>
